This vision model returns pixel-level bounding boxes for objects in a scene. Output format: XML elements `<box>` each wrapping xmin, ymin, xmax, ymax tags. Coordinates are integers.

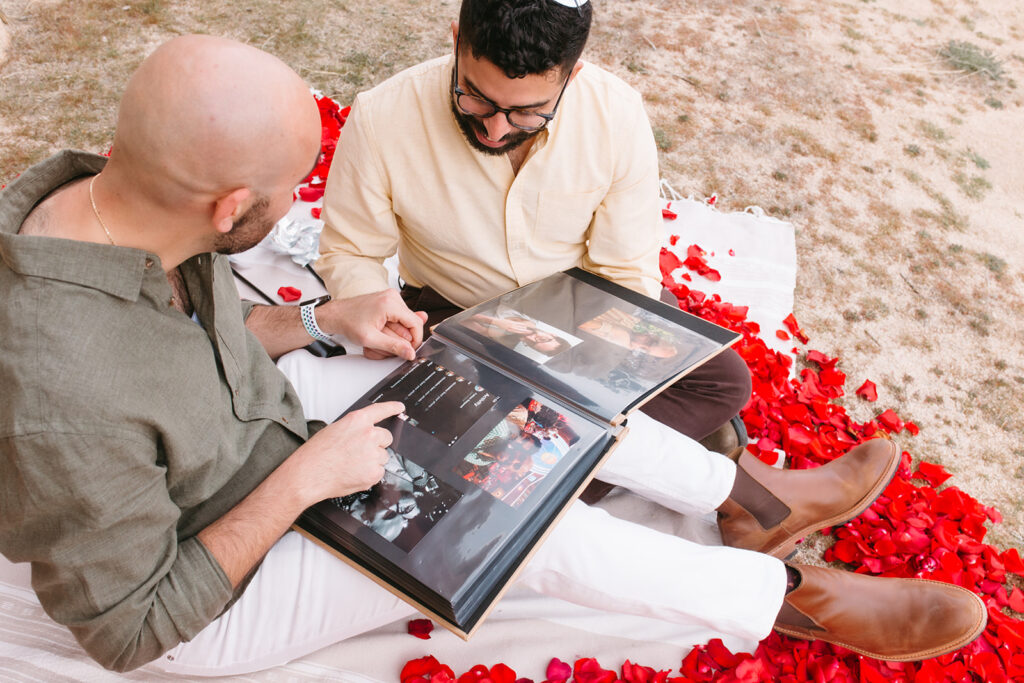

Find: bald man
<box><xmin>0</xmin><ymin>35</ymin><xmax>427</xmax><ymax>671</ymax></box>
<box><xmin>0</xmin><ymin>35</ymin><xmax>986</xmax><ymax>675</ymax></box>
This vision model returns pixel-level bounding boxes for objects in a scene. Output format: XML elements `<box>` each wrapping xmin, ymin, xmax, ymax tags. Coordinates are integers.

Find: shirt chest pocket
<box><xmin>533</xmin><ymin>186</ymin><xmax>607</xmax><ymax>247</ymax></box>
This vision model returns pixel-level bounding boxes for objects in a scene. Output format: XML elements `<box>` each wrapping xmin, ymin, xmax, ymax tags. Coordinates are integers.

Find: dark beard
<box><xmin>214</xmin><ymin>195</ymin><xmax>273</xmax><ymax>255</ymax></box>
<box><xmin>450</xmin><ymin>100</ymin><xmax>538</xmax><ymax>156</ymax></box>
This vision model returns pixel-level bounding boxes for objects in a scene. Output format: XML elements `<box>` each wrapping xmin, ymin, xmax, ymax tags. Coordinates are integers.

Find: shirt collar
<box><xmin>0</xmin><ymin>150</ymin><xmax>156</xmax><ymax>302</ymax></box>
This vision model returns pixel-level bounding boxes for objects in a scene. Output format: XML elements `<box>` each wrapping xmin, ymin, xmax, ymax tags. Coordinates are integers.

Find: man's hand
<box><xmin>288</xmin><ymin>400</ymin><xmax>405</xmax><ymax>502</ymax></box>
<box><xmin>317</xmin><ymin>290</ymin><xmax>428</xmax><ymax>361</ymax></box>
<box><xmin>197</xmin><ymin>401</ymin><xmax>405</xmax><ymax>587</ymax></box>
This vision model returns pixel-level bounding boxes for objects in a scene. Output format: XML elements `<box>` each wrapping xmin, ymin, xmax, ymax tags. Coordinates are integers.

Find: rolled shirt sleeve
<box><xmin>0</xmin><ymin>430</ymin><xmax>233</xmax><ymax>672</ymax></box>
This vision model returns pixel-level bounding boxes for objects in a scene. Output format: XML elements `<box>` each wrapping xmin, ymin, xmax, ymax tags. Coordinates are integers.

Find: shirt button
<box><xmin>144</xmin><ymin>258</ymin><xmax>154</xmax><ymax>269</ymax></box>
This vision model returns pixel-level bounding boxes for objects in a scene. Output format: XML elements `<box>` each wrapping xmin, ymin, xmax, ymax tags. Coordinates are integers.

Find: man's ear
<box><xmin>451</xmin><ymin>21</ymin><xmax>459</xmax><ymax>55</ymax></box>
<box><xmin>210</xmin><ymin>188</ymin><xmax>252</xmax><ymax>235</ymax></box>
<box><xmin>567</xmin><ymin>61</ymin><xmax>584</xmax><ymax>84</ymax></box>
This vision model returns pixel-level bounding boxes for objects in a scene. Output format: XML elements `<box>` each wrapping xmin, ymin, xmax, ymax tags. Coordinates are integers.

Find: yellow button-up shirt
<box><xmin>316</xmin><ymin>56</ymin><xmax>662</xmax><ymax>309</ymax></box>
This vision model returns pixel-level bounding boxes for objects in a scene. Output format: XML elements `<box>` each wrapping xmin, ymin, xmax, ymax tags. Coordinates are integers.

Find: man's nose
<box><xmin>481</xmin><ymin>113</ymin><xmax>512</xmax><ymax>141</ymax></box>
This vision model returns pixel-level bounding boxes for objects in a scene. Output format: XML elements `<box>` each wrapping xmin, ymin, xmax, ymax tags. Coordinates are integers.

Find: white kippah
<box><xmin>548</xmin><ymin>0</ymin><xmax>589</xmax><ymax>7</ymax></box>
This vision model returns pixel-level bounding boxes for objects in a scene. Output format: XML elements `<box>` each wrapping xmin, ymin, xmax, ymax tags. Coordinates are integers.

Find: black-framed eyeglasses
<box><xmin>452</xmin><ymin>37</ymin><xmax>570</xmax><ymax>133</ymax></box>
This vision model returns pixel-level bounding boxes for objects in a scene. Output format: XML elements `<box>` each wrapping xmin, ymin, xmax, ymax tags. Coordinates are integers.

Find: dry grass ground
<box><xmin>1</xmin><ymin>0</ymin><xmax>1020</xmax><ymax>560</ymax></box>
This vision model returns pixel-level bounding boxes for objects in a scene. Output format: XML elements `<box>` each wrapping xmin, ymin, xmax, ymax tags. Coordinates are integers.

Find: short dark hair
<box><xmin>458</xmin><ymin>0</ymin><xmax>593</xmax><ymax>79</ymax></box>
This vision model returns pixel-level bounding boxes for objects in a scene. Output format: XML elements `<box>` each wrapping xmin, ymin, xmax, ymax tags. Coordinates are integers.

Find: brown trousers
<box><xmin>401</xmin><ymin>284</ymin><xmax>751</xmax><ymax>441</ymax></box>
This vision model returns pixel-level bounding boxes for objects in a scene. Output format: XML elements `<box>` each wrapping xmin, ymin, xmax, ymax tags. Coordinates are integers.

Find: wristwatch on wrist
<box><xmin>299</xmin><ymin>294</ymin><xmax>333</xmax><ymax>343</ymax></box>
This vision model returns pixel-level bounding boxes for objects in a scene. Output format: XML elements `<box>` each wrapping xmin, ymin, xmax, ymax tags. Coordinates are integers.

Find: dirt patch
<box><xmin>0</xmin><ymin>0</ymin><xmax>1021</xmax><ymax>554</ymax></box>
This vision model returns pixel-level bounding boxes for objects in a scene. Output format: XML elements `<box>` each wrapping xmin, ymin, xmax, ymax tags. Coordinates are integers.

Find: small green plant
<box><xmin>953</xmin><ymin>171</ymin><xmax>992</xmax><ymax>200</ymax></box>
<box><xmin>939</xmin><ymin>40</ymin><xmax>1004</xmax><ymax>80</ymax></box>
<box><xmin>964</xmin><ymin>149</ymin><xmax>990</xmax><ymax>169</ymax></box>
<box><xmin>772</xmin><ymin>170</ymin><xmax>788</xmax><ymax>181</ymax></box>
<box><xmin>904</xmin><ymin>144</ymin><xmax>922</xmax><ymax>157</ymax></box>
<box><xmin>917</xmin><ymin>119</ymin><xmax>950</xmax><ymax>142</ymax></box>
<box><xmin>652</xmin><ymin>127</ymin><xmax>673</xmax><ymax>151</ymax></box>
<box><xmin>977</xmin><ymin>252</ymin><xmax>1007</xmax><ymax>276</ymax></box>
<box><xmin>985</xmin><ymin>97</ymin><xmax>1004</xmax><ymax>109</ymax></box>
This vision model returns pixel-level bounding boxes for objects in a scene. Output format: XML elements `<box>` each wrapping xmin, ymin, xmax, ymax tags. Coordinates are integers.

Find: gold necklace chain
<box><xmin>88</xmin><ymin>176</ymin><xmax>117</xmax><ymax>246</ymax></box>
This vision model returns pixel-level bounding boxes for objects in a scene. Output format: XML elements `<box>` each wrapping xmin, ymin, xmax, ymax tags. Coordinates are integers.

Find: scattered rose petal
<box><xmin>545</xmin><ymin>658</ymin><xmax>571</xmax><ymax>682</ymax></box>
<box><xmin>782</xmin><ymin>313</ymin><xmax>810</xmax><ymax>344</ymax></box>
<box><xmin>277</xmin><ymin>286</ymin><xmax>301</xmax><ymax>302</ymax></box>
<box><xmin>407</xmin><ymin>618</ymin><xmax>433</xmax><ymax>639</ymax></box>
<box><xmin>401</xmin><ymin>656</ymin><xmax>455</xmax><ymax>683</ymax></box>
<box><xmin>662</xmin><ymin>207</ymin><xmax>678</xmax><ymax>220</ymax></box>
<box><xmin>573</xmin><ymin>658</ymin><xmax>617</xmax><ymax>683</ymax></box>
<box><xmin>856</xmin><ymin>380</ymin><xmax>878</xmax><ymax>401</ymax></box>
<box><xmin>877</xmin><ymin>409</ymin><xmax>904</xmax><ymax>432</ymax></box>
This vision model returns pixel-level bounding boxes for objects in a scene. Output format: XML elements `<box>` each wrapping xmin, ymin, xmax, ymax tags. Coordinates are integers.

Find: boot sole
<box><xmin>767</xmin><ymin>439</ymin><xmax>900</xmax><ymax>559</ymax></box>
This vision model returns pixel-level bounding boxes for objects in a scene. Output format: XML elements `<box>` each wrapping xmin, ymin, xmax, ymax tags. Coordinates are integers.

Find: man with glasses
<box><xmin>316</xmin><ymin>0</ymin><xmax>753</xmax><ymax>466</ymax></box>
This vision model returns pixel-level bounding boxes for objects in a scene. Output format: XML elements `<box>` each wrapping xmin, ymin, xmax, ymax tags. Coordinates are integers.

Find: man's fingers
<box><xmin>356</xmin><ymin>400</ymin><xmax>406</xmax><ymax>424</ymax></box>
<box><xmin>387</xmin><ymin>307</ymin><xmax>426</xmax><ymax>349</ymax></box>
<box><xmin>374</xmin><ymin>427</ymin><xmax>394</xmax><ymax>449</ymax></box>
<box><xmin>383</xmin><ymin>320</ymin><xmax>412</xmax><ymax>342</ymax></box>
<box><xmin>365</xmin><ymin>329</ymin><xmax>416</xmax><ymax>361</ymax></box>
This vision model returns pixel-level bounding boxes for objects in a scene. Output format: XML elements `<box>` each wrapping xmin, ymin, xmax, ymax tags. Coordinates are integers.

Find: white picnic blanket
<box><xmin>0</xmin><ymin>196</ymin><xmax>796</xmax><ymax>682</ymax></box>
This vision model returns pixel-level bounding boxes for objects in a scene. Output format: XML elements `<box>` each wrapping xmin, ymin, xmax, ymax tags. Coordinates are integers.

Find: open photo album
<box><xmin>293</xmin><ymin>268</ymin><xmax>740</xmax><ymax>638</ymax></box>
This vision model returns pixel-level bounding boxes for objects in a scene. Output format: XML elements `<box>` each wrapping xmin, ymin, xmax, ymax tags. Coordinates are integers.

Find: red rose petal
<box><xmin>876</xmin><ymin>409</ymin><xmax>904</xmax><ymax>432</ymax></box>
<box><xmin>913</xmin><ymin>461</ymin><xmax>952</xmax><ymax>487</ymax></box>
<box><xmin>298</xmin><ymin>186</ymin><xmax>325</xmax><ymax>201</ymax></box>
<box><xmin>407</xmin><ymin>618</ymin><xmax>434</xmax><ymax>639</ymax></box>
<box><xmin>545</xmin><ymin>658</ymin><xmax>571</xmax><ymax>682</ymax></box>
<box><xmin>782</xmin><ymin>313</ymin><xmax>810</xmax><ymax>344</ymax></box>
<box><xmin>401</xmin><ymin>656</ymin><xmax>455</xmax><ymax>683</ymax></box>
<box><xmin>662</xmin><ymin>208</ymin><xmax>678</xmax><ymax>220</ymax></box>
<box><xmin>855</xmin><ymin>380</ymin><xmax>878</xmax><ymax>401</ymax></box>
<box><xmin>573</xmin><ymin>658</ymin><xmax>618</xmax><ymax>683</ymax></box>
<box><xmin>277</xmin><ymin>286</ymin><xmax>302</xmax><ymax>302</ymax></box>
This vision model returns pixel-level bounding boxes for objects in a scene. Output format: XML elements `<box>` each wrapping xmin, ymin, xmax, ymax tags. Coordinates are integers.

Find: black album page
<box><xmin>433</xmin><ymin>268</ymin><xmax>739</xmax><ymax>423</ymax></box>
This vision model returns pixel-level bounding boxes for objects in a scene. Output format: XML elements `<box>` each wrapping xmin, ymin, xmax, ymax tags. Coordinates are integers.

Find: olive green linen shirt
<box><xmin>0</xmin><ymin>151</ymin><xmax>311</xmax><ymax>671</ymax></box>
<box><xmin>316</xmin><ymin>57</ymin><xmax>663</xmax><ymax>309</ymax></box>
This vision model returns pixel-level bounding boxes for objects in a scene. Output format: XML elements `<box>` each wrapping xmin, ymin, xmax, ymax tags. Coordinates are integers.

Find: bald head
<box><xmin>110</xmin><ymin>35</ymin><xmax>321</xmax><ymax>208</ymax></box>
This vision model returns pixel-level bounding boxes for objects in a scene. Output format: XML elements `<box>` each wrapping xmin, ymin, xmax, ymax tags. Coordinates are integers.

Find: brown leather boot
<box><xmin>776</xmin><ymin>564</ymin><xmax>987</xmax><ymax>661</ymax></box>
<box><xmin>717</xmin><ymin>438</ymin><xmax>899</xmax><ymax>558</ymax></box>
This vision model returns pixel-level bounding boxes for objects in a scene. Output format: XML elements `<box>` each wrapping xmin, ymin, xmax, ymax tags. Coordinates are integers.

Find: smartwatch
<box><xmin>299</xmin><ymin>294</ymin><xmax>333</xmax><ymax>343</ymax></box>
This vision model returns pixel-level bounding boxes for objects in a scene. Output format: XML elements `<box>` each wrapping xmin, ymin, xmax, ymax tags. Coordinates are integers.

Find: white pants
<box><xmin>157</xmin><ymin>351</ymin><xmax>785</xmax><ymax>676</ymax></box>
